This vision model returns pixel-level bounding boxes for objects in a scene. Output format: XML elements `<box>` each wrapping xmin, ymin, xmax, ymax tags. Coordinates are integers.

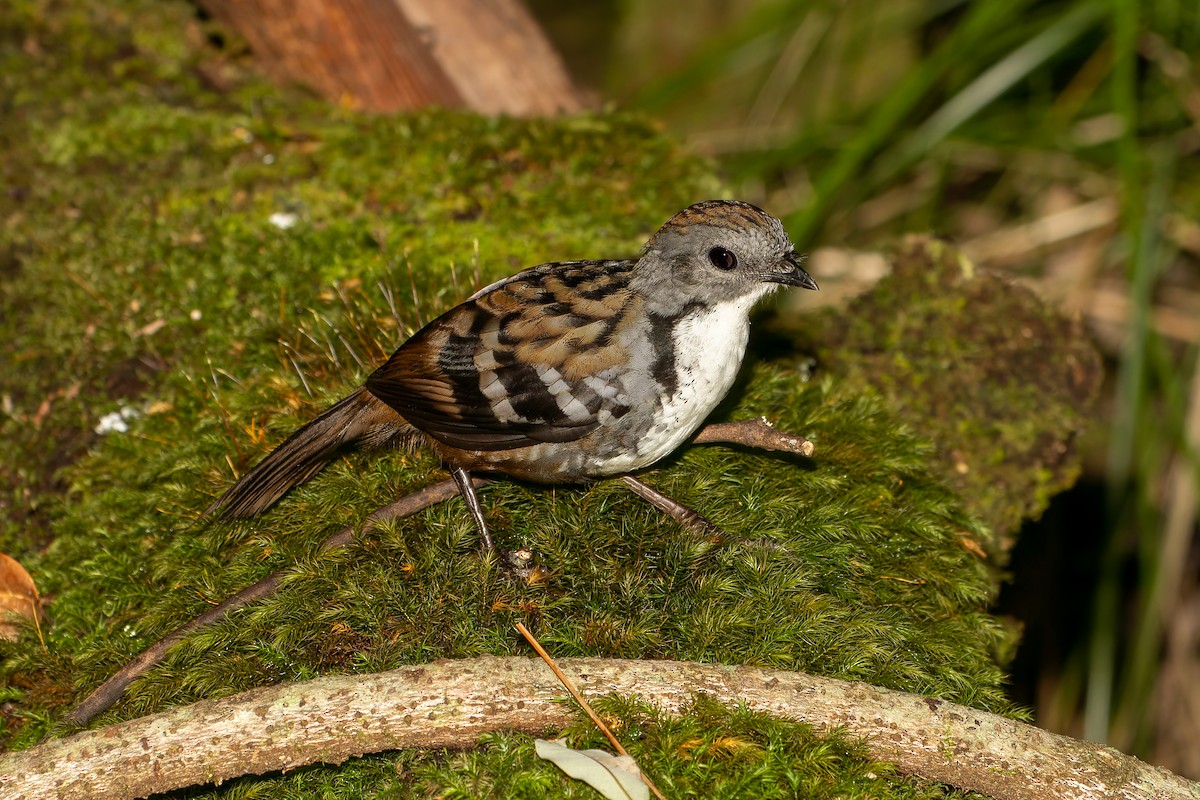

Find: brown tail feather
<box><xmin>207</xmin><ymin>387</ymin><xmax>416</xmax><ymax>518</ymax></box>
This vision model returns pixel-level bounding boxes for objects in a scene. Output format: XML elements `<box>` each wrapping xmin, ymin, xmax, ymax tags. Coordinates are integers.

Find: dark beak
<box><xmin>765</xmin><ymin>252</ymin><xmax>818</xmax><ymax>290</ymax></box>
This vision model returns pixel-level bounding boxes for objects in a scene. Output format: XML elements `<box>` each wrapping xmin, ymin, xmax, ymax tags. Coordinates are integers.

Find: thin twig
<box><xmin>692</xmin><ymin>417</ymin><xmax>815</xmax><ymax>457</ymax></box>
<box><xmin>516</xmin><ymin>624</ymin><xmax>627</xmax><ymax>755</ymax></box>
<box><xmin>65</xmin><ymin>477</ymin><xmax>486</xmax><ymax>727</ymax></box>
<box><xmin>516</xmin><ymin>623</ymin><xmax>668</xmax><ymax>800</ymax></box>
<box><xmin>65</xmin><ymin>573</ymin><xmax>284</xmax><ymax>726</ymax></box>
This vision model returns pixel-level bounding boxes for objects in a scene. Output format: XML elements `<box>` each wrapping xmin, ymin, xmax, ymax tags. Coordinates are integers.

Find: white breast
<box><xmin>597</xmin><ymin>298</ymin><xmax>752</xmax><ymax>472</ymax></box>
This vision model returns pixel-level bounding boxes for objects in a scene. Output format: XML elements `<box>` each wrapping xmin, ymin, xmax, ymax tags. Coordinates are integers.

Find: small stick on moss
<box><xmin>65</xmin><ymin>477</ymin><xmax>484</xmax><ymax>727</ymax></box>
<box><xmin>516</xmin><ymin>623</ymin><xmax>668</xmax><ymax>800</ymax></box>
<box><xmin>692</xmin><ymin>417</ymin><xmax>815</xmax><ymax>457</ymax></box>
<box><xmin>66</xmin><ymin>573</ymin><xmax>283</xmax><ymax>727</ymax></box>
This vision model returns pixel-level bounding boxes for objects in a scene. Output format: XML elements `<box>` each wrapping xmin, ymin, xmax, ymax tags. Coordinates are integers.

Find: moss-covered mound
<box><xmin>0</xmin><ymin>1</ymin><xmax>1097</xmax><ymax>797</ymax></box>
<box><xmin>791</xmin><ymin>237</ymin><xmax>1103</xmax><ymax>555</ymax></box>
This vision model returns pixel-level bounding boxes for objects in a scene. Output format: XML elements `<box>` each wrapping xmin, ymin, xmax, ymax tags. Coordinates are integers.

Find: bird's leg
<box><xmin>451</xmin><ymin>465</ymin><xmax>495</xmax><ymax>552</ymax></box>
<box><xmin>620</xmin><ymin>474</ymin><xmax>791</xmax><ymax>554</ymax></box>
<box><xmin>620</xmin><ymin>475</ymin><xmax>724</xmax><ymax>539</ymax></box>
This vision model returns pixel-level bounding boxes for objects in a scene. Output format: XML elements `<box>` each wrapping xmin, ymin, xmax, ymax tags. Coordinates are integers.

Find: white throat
<box><xmin>604</xmin><ymin>297</ymin><xmax>756</xmax><ymax>472</ymax></box>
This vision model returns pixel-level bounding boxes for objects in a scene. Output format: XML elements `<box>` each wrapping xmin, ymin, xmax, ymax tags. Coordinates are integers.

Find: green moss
<box><xmin>0</xmin><ymin>1</ymin><xmax>1096</xmax><ymax>796</ymax></box>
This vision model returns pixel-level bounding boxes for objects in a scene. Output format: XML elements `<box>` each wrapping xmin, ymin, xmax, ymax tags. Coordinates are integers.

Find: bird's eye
<box><xmin>708</xmin><ymin>247</ymin><xmax>738</xmax><ymax>270</ymax></box>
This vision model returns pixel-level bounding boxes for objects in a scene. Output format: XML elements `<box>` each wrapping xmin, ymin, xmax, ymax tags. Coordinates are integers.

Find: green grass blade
<box><xmin>888</xmin><ymin>0</ymin><xmax>1105</xmax><ymax>174</ymax></box>
<box><xmin>1083</xmin><ymin>0</ymin><xmax>1145</xmax><ymax>746</ymax></box>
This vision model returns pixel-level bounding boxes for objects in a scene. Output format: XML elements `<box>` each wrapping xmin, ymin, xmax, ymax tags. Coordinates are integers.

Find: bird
<box><xmin>207</xmin><ymin>200</ymin><xmax>817</xmax><ymax>549</ymax></box>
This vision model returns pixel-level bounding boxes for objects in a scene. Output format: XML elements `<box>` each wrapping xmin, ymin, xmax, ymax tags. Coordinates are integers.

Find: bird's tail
<box><xmin>207</xmin><ymin>387</ymin><xmax>417</xmax><ymax>518</ymax></box>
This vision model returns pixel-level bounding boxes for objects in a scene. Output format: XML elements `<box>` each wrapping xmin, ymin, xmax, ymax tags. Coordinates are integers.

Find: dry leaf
<box><xmin>534</xmin><ymin>738</ymin><xmax>648</xmax><ymax>800</ymax></box>
<box><xmin>0</xmin><ymin>552</ymin><xmax>41</xmax><ymax>641</ymax></box>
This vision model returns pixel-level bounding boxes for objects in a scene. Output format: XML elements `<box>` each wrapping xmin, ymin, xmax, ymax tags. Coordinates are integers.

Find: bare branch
<box><xmin>692</xmin><ymin>417</ymin><xmax>815</xmax><ymax>457</ymax></box>
<box><xmin>11</xmin><ymin>658</ymin><xmax>1195</xmax><ymax>800</ymax></box>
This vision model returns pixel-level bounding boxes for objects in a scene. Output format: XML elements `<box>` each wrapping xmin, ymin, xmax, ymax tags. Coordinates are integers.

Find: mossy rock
<box><xmin>786</xmin><ymin>236</ymin><xmax>1102</xmax><ymax>555</ymax></box>
<box><xmin>1</xmin><ymin>1</ymin><xmax>1096</xmax><ymax>797</ymax></box>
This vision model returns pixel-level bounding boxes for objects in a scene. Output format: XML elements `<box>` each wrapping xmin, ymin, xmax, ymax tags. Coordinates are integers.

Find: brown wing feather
<box><xmin>365</xmin><ymin>260</ymin><xmax>638</xmax><ymax>452</ymax></box>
